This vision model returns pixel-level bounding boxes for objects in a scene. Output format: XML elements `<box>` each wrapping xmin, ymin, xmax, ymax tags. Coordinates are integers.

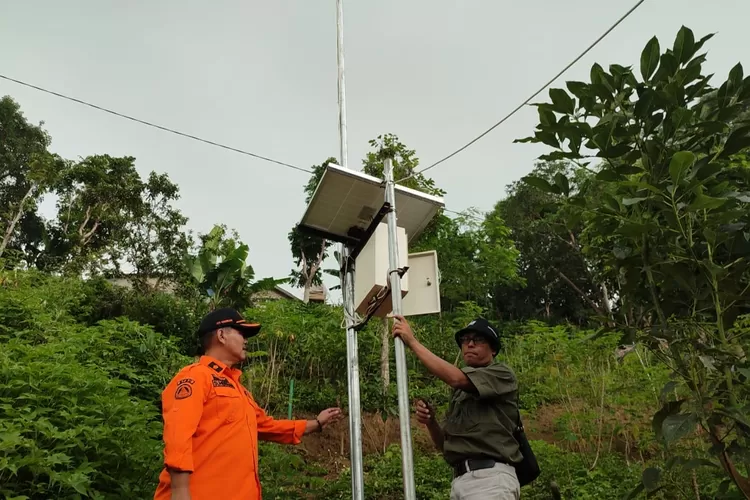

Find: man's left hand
<box><xmin>317</xmin><ymin>407</ymin><xmax>343</xmax><ymax>428</ymax></box>
<box><xmin>392</xmin><ymin>315</ymin><xmax>416</xmax><ymax>347</ymax></box>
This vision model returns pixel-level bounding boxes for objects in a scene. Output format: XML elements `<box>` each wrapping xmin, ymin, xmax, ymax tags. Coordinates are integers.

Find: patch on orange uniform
<box><xmin>175</xmin><ymin>382</ymin><xmax>193</xmax><ymax>399</ymax></box>
<box><xmin>212</xmin><ymin>374</ymin><xmax>234</xmax><ymax>388</ymax></box>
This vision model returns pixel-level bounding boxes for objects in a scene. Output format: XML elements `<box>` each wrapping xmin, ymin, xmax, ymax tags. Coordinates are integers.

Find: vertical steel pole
<box><xmin>287</xmin><ymin>379</ymin><xmax>294</xmax><ymax>419</ymax></box>
<box><xmin>342</xmin><ymin>252</ymin><xmax>364</xmax><ymax>500</ymax></box>
<box><xmin>383</xmin><ymin>158</ymin><xmax>416</xmax><ymax>500</ymax></box>
<box><xmin>336</xmin><ymin>0</ymin><xmax>348</xmax><ymax>169</ymax></box>
<box><xmin>336</xmin><ymin>1</ymin><xmax>364</xmax><ymax>499</ymax></box>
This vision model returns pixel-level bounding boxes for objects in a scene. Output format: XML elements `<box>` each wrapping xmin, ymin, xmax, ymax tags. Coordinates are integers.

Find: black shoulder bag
<box><xmin>512</xmin><ymin>402</ymin><xmax>540</xmax><ymax>486</ymax></box>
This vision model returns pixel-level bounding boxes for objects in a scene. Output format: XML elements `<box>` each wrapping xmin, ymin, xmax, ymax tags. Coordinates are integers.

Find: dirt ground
<box><xmin>294</xmin><ymin>402</ymin><xmax>651</xmax><ymax>473</ymax></box>
<box><xmin>294</xmin><ymin>407</ymin><xmax>566</xmax><ymax>475</ymax></box>
<box><xmin>295</xmin><ymin>412</ymin><xmax>437</xmax><ymax>476</ymax></box>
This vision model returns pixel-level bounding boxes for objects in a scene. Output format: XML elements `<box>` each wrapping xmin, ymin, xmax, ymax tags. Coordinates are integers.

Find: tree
<box><xmin>288</xmin><ymin>157</ymin><xmax>337</xmax><ymax>303</ymax></box>
<box><xmin>362</xmin><ymin>133</ymin><xmax>445</xmax><ymax>198</ymax></box>
<box><xmin>360</xmin><ymin>134</ymin><xmax>450</xmax><ymax>395</ymax></box>
<box><xmin>412</xmin><ymin>210</ymin><xmax>521</xmax><ymax>313</ymax></box>
<box><xmin>359</xmin><ymin>134</ymin><xmax>522</xmax><ymax>311</ymax></box>
<box><xmin>492</xmin><ymin>161</ymin><xmax>607</xmax><ymax>324</ymax></box>
<box><xmin>187</xmin><ymin>224</ymin><xmax>283</xmax><ymax>311</ymax></box>
<box><xmin>116</xmin><ymin>171</ymin><xmax>192</xmax><ymax>291</ymax></box>
<box><xmin>0</xmin><ymin>96</ymin><xmax>64</xmax><ymax>265</ymax></box>
<box><xmin>518</xmin><ymin>26</ymin><xmax>750</xmax><ymax>495</ymax></box>
<box><xmin>42</xmin><ymin>155</ymin><xmax>145</xmax><ymax>274</ymax></box>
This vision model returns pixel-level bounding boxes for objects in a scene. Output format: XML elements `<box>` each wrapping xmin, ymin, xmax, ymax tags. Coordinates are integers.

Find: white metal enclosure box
<box><xmin>354</xmin><ymin>222</ymin><xmax>408</xmax><ymax>317</ymax></box>
<box><xmin>401</xmin><ymin>250</ymin><xmax>441</xmax><ymax>317</ymax></box>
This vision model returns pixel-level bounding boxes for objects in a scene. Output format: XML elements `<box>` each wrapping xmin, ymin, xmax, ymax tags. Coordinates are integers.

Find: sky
<box><xmin>2</xmin><ymin>0</ymin><xmax>748</xmax><ymax>302</ymax></box>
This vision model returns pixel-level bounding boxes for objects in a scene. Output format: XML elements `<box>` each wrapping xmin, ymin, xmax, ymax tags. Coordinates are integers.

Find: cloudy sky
<box><xmin>2</xmin><ymin>0</ymin><xmax>748</xmax><ymax>301</ymax></box>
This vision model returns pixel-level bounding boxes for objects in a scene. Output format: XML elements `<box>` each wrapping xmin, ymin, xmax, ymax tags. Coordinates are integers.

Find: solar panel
<box><xmin>299</xmin><ymin>163</ymin><xmax>444</xmax><ymax>244</ymax></box>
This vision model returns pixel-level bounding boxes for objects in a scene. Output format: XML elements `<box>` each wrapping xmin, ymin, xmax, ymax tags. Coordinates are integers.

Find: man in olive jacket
<box><xmin>392</xmin><ymin>315</ymin><xmax>521</xmax><ymax>500</ymax></box>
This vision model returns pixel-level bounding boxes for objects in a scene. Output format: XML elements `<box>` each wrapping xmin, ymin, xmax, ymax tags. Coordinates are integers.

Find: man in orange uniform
<box><xmin>153</xmin><ymin>307</ymin><xmax>343</xmax><ymax>500</ymax></box>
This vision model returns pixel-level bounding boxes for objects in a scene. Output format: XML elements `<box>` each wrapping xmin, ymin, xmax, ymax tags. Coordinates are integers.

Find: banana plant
<box><xmin>185</xmin><ymin>225</ymin><xmax>286</xmax><ymax>310</ymax></box>
<box><xmin>323</xmin><ymin>249</ymin><xmax>343</xmax><ymax>291</ymax></box>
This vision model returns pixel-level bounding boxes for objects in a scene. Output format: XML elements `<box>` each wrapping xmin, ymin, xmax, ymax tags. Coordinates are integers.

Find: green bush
<box><xmin>0</xmin><ymin>272</ymin><xmax>203</xmax><ymax>356</ymax></box>
<box><xmin>0</xmin><ymin>271</ymin><xmax>89</xmax><ymax>343</ymax></box>
<box><xmin>0</xmin><ymin>270</ymin><xmax>734</xmax><ymax>498</ymax></box>
<box><xmin>257</xmin><ymin>443</ymin><xmax>329</xmax><ymax>499</ymax></box>
<box><xmin>67</xmin><ymin>276</ymin><xmax>127</xmax><ymax>325</ymax></box>
<box><xmin>0</xmin><ymin>272</ymin><xmax>191</xmax><ymax>499</ymax></box>
<box><xmin>0</xmin><ymin>331</ymin><xmax>164</xmax><ymax>499</ymax></box>
<box><xmin>521</xmin><ymin>440</ymin><xmax>641</xmax><ymax>499</ymax></box>
<box><xmin>71</xmin><ymin>277</ymin><xmax>205</xmax><ymax>355</ymax></box>
<box><xmin>120</xmin><ymin>291</ymin><xmax>205</xmax><ymax>355</ymax></box>
<box><xmin>322</xmin><ymin>445</ymin><xmax>452</xmax><ymax>500</ymax></box>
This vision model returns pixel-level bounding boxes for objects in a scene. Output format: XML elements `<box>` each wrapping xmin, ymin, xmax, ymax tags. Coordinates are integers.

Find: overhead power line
<box><xmin>398</xmin><ymin>0</ymin><xmax>647</xmax><ymax>183</ymax></box>
<box><xmin>444</xmin><ymin>207</ymin><xmax>487</xmax><ymax>221</ymax></box>
<box><xmin>0</xmin><ymin>74</ymin><xmax>312</xmax><ymax>175</ymax></box>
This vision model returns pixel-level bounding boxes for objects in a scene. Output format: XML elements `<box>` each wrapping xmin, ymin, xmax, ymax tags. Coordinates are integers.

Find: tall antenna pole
<box><xmin>336</xmin><ymin>0</ymin><xmax>348</xmax><ymax>170</ymax></box>
<box><xmin>384</xmin><ymin>158</ymin><xmax>417</xmax><ymax>500</ymax></box>
<box><xmin>336</xmin><ymin>1</ymin><xmax>364</xmax><ymax>499</ymax></box>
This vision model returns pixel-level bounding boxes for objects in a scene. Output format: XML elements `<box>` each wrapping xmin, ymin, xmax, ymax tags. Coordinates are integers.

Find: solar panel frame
<box><xmin>298</xmin><ymin>163</ymin><xmax>444</xmax><ymax>244</ymax></box>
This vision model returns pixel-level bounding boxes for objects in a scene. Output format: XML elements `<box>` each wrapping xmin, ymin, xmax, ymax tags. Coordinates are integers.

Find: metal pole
<box><xmin>335</xmin><ymin>1</ymin><xmax>364</xmax><ymax>499</ymax></box>
<box><xmin>383</xmin><ymin>158</ymin><xmax>417</xmax><ymax>500</ymax></box>
<box><xmin>336</xmin><ymin>0</ymin><xmax>348</xmax><ymax>170</ymax></box>
<box><xmin>287</xmin><ymin>379</ymin><xmax>294</xmax><ymax>419</ymax></box>
<box><xmin>342</xmin><ymin>254</ymin><xmax>364</xmax><ymax>499</ymax></box>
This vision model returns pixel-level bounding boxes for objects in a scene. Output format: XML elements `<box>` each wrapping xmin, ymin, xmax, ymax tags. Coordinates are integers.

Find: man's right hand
<box><xmin>415</xmin><ymin>399</ymin><xmax>436</xmax><ymax>426</ymax></box>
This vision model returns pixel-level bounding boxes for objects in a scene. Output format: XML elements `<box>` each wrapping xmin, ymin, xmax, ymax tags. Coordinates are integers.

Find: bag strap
<box><xmin>515</xmin><ymin>389</ymin><xmax>523</xmax><ymax>432</ymax></box>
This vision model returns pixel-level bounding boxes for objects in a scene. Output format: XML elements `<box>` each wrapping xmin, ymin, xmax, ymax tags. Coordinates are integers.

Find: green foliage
<box><xmin>362</xmin><ymin>133</ymin><xmax>444</xmax><ymax>198</ymax></box>
<box><xmin>504</xmin><ymin>322</ymin><xmax>668</xmax><ymax>414</ymax></box>
<box><xmin>288</xmin><ymin>157</ymin><xmax>337</xmax><ymax>300</ymax></box>
<box><xmin>322</xmin><ymin>445</ymin><xmax>452</xmax><ymax>500</ymax></box>
<box><xmin>518</xmin><ymin>25</ymin><xmax>750</xmax><ymax>494</ymax></box>
<box><xmin>0</xmin><ymin>96</ymin><xmax>193</xmax><ymax>284</ymax></box>
<box><xmin>257</xmin><ymin>443</ymin><xmax>329</xmax><ymax>499</ymax></box>
<box><xmin>7</xmin><ymin>33</ymin><xmax>750</xmax><ymax>494</ymax></box>
<box><xmin>494</xmin><ymin>161</ymin><xmax>602</xmax><ymax>324</ymax></box>
<box><xmin>0</xmin><ymin>270</ymin><xmax>736</xmax><ymax>498</ymax></box>
<box><xmin>117</xmin><ymin>288</ymin><xmax>206</xmax><ymax>355</ymax></box>
<box><xmin>242</xmin><ymin>300</ymin><xmax>377</xmax><ymax>413</ymax></box>
<box><xmin>44</xmin><ymin>154</ymin><xmax>148</xmax><ymax>274</ymax></box>
<box><xmin>1</xmin><ymin>272</ymin><xmax>205</xmax><ymax>355</ymax></box>
<box><xmin>411</xmin><ymin>210</ymin><xmax>522</xmax><ymax>312</ymax></box>
<box><xmin>185</xmin><ymin>224</ymin><xmax>284</xmax><ymax>311</ymax></box>
<box><xmin>0</xmin><ymin>341</ymin><xmax>162</xmax><ymax>499</ymax></box>
<box><xmin>114</xmin><ymin>171</ymin><xmax>193</xmax><ymax>290</ymax></box>
<box><xmin>0</xmin><ymin>96</ymin><xmax>63</xmax><ymax>268</ymax></box>
<box><xmin>0</xmin><ymin>271</ymin><xmax>189</xmax><ymax>499</ymax></box>
<box><xmin>522</xmin><ymin>440</ymin><xmax>641</xmax><ymax>499</ymax></box>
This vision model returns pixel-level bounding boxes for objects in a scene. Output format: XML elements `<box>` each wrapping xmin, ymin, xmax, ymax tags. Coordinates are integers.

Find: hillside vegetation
<box><xmin>0</xmin><ymin>271</ymin><xmax>738</xmax><ymax>499</ymax></box>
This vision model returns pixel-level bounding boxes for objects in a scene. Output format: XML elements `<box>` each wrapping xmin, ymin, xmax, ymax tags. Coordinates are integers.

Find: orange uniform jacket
<box><xmin>153</xmin><ymin>356</ymin><xmax>307</xmax><ymax>500</ymax></box>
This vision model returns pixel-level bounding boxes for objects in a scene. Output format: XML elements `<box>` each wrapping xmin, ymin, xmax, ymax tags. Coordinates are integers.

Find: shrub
<box><xmin>322</xmin><ymin>445</ymin><xmax>452</xmax><ymax>500</ymax></box>
<box><xmin>257</xmin><ymin>443</ymin><xmax>328</xmax><ymax>499</ymax></box>
<box><xmin>0</xmin><ymin>332</ymin><xmax>163</xmax><ymax>499</ymax></box>
<box><xmin>72</xmin><ymin>277</ymin><xmax>206</xmax><ymax>355</ymax></box>
<box><xmin>522</xmin><ymin>440</ymin><xmax>642</xmax><ymax>499</ymax></box>
<box><xmin>0</xmin><ymin>271</ymin><xmax>191</xmax><ymax>499</ymax></box>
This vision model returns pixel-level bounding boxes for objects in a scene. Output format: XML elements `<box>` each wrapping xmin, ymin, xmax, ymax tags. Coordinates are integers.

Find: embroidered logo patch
<box><xmin>212</xmin><ymin>374</ymin><xmax>234</xmax><ymax>388</ymax></box>
<box><xmin>175</xmin><ymin>383</ymin><xmax>193</xmax><ymax>400</ymax></box>
<box><xmin>208</xmin><ymin>361</ymin><xmax>223</xmax><ymax>373</ymax></box>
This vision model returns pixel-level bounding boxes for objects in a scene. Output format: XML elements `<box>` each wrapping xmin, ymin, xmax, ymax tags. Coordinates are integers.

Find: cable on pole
<box><xmin>397</xmin><ymin>0</ymin><xmax>647</xmax><ymax>183</ymax></box>
<box><xmin>0</xmin><ymin>74</ymin><xmax>311</xmax><ymax>175</ymax></box>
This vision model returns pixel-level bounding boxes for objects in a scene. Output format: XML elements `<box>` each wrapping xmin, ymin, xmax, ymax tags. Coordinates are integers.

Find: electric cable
<box><xmin>397</xmin><ymin>0</ymin><xmax>647</xmax><ymax>183</ymax></box>
<box><xmin>0</xmin><ymin>74</ymin><xmax>311</xmax><ymax>174</ymax></box>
